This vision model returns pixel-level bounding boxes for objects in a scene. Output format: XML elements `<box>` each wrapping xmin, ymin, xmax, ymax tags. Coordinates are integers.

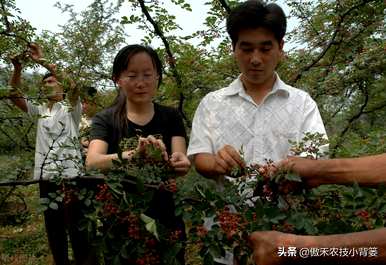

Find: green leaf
<box><xmin>84</xmin><ymin>198</ymin><xmax>91</xmax><ymax>207</ymax></box>
<box><xmin>136</xmin><ymin>176</ymin><xmax>144</xmax><ymax>193</ymax></box>
<box><xmin>277</xmin><ymin>196</ymin><xmax>289</xmax><ymax>210</ymax></box>
<box><xmin>55</xmin><ymin>195</ymin><xmax>63</xmax><ymax>202</ymax></box>
<box><xmin>37</xmin><ymin>205</ymin><xmax>48</xmax><ymax>212</ymax></box>
<box><xmin>379</xmin><ymin>203</ymin><xmax>386</xmax><ymax>214</ymax></box>
<box><xmin>353</xmin><ymin>182</ymin><xmax>364</xmax><ymax>198</ymax></box>
<box><xmin>49</xmin><ymin>202</ymin><xmax>59</xmax><ymax>210</ymax></box>
<box><xmin>304</xmin><ymin>218</ymin><xmax>317</xmax><ymax>234</ymax></box>
<box><xmin>203</xmin><ymin>252</ymin><xmax>214</xmax><ymax>265</ymax></box>
<box><xmin>113</xmin><ymin>255</ymin><xmax>121</xmax><ymax>265</ymax></box>
<box><xmin>208</xmin><ymin>244</ymin><xmax>222</xmax><ymax>259</ymax></box>
<box><xmin>195</xmin><ymin>185</ymin><xmax>206</xmax><ymax>199</ymax></box>
<box><xmin>140</xmin><ymin>213</ymin><xmax>159</xmax><ymax>240</ymax></box>
<box><xmin>48</xmin><ymin>192</ymin><xmax>57</xmax><ymax>198</ymax></box>
<box><xmin>285</xmin><ymin>172</ymin><xmax>302</xmax><ymax>182</ymax></box>
<box><xmin>39</xmin><ymin>197</ymin><xmax>50</xmax><ymax>204</ymax></box>
<box><xmin>120</xmin><ymin>243</ymin><xmax>129</xmax><ymax>259</ymax></box>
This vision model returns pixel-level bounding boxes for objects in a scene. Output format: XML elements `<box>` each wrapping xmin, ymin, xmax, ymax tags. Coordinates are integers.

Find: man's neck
<box><xmin>241</xmin><ymin>73</ymin><xmax>276</xmax><ymax>104</ymax></box>
<box><xmin>47</xmin><ymin>97</ymin><xmax>62</xmax><ymax>110</ymax></box>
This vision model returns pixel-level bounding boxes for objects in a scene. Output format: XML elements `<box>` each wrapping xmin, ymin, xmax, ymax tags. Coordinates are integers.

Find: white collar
<box><xmin>223</xmin><ymin>73</ymin><xmax>290</xmax><ymax>98</ymax></box>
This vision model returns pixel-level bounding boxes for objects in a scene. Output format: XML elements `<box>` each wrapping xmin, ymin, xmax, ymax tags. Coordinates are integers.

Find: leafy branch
<box><xmin>0</xmin><ymin>0</ymin><xmax>31</xmax><ymax>44</ymax></box>
<box><xmin>290</xmin><ymin>0</ymin><xmax>377</xmax><ymax>84</ymax></box>
<box><xmin>217</xmin><ymin>0</ymin><xmax>231</xmax><ymax>15</ymax></box>
<box><xmin>331</xmin><ymin>84</ymin><xmax>369</xmax><ymax>156</ymax></box>
<box><xmin>137</xmin><ymin>0</ymin><xmax>188</xmax><ymax>123</ymax></box>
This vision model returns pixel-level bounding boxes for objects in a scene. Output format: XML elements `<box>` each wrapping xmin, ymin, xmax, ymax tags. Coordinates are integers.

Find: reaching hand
<box><xmin>136</xmin><ymin>135</ymin><xmax>168</xmax><ymax>161</ymax></box>
<box><xmin>214</xmin><ymin>145</ymin><xmax>245</xmax><ymax>176</ymax></box>
<box><xmin>28</xmin><ymin>43</ymin><xmax>43</xmax><ymax>62</ymax></box>
<box><xmin>10</xmin><ymin>54</ymin><xmax>23</xmax><ymax>69</ymax></box>
<box><xmin>27</xmin><ymin>43</ymin><xmax>57</xmax><ymax>75</ymax></box>
<box><xmin>170</xmin><ymin>152</ymin><xmax>191</xmax><ymax>175</ymax></box>
<box><xmin>249</xmin><ymin>231</ymin><xmax>294</xmax><ymax>265</ymax></box>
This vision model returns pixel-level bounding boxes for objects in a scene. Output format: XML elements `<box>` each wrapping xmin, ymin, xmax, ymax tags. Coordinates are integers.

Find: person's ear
<box><xmin>114</xmin><ymin>77</ymin><xmax>122</xmax><ymax>88</ymax></box>
<box><xmin>279</xmin><ymin>39</ymin><xmax>284</xmax><ymax>52</ymax></box>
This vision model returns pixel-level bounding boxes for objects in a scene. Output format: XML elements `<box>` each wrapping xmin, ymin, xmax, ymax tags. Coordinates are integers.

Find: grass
<box><xmin>0</xmin><ymin>185</ymin><xmax>52</xmax><ymax>265</ymax></box>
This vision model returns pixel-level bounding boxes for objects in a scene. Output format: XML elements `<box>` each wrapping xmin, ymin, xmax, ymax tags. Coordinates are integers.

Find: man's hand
<box><xmin>249</xmin><ymin>231</ymin><xmax>294</xmax><ymax>265</ymax></box>
<box><xmin>276</xmin><ymin>156</ymin><xmax>321</xmax><ymax>187</ymax></box>
<box><xmin>28</xmin><ymin>43</ymin><xmax>57</xmax><ymax>75</ymax></box>
<box><xmin>170</xmin><ymin>152</ymin><xmax>191</xmax><ymax>175</ymax></box>
<box><xmin>215</xmin><ymin>145</ymin><xmax>245</xmax><ymax>176</ymax></box>
<box><xmin>194</xmin><ymin>145</ymin><xmax>245</xmax><ymax>178</ymax></box>
<box><xmin>28</xmin><ymin>43</ymin><xmax>43</xmax><ymax>62</ymax></box>
<box><xmin>10</xmin><ymin>54</ymin><xmax>23</xmax><ymax>69</ymax></box>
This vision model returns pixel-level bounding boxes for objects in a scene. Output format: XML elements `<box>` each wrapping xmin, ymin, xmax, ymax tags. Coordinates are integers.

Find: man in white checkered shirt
<box><xmin>188</xmin><ymin>0</ymin><xmax>328</xmax><ymax>182</ymax></box>
<box><xmin>187</xmin><ymin>1</ymin><xmax>328</xmax><ymax>264</ymax></box>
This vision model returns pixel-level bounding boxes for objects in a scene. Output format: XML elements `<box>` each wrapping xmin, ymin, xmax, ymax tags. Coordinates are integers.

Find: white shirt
<box><xmin>27</xmin><ymin>99</ymin><xmax>82</xmax><ymax>180</ymax></box>
<box><xmin>188</xmin><ymin>74</ymin><xmax>328</xmax><ymax>164</ymax></box>
<box><xmin>188</xmin><ymin>74</ymin><xmax>328</xmax><ymax>264</ymax></box>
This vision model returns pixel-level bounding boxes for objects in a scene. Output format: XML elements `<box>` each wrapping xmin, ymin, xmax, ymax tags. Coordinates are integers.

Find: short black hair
<box><xmin>226</xmin><ymin>0</ymin><xmax>287</xmax><ymax>47</ymax></box>
<box><xmin>86</xmin><ymin>86</ymin><xmax>97</xmax><ymax>97</ymax></box>
<box><xmin>42</xmin><ymin>72</ymin><xmax>54</xmax><ymax>82</ymax></box>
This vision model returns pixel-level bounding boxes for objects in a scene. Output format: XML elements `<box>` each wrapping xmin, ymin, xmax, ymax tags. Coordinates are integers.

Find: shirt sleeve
<box><xmin>300</xmin><ymin>97</ymin><xmax>329</xmax><ymax>157</ymax></box>
<box><xmin>26</xmin><ymin>99</ymin><xmax>40</xmax><ymax>116</ymax></box>
<box><xmin>90</xmin><ymin>111</ymin><xmax>110</xmax><ymax>143</ymax></box>
<box><xmin>187</xmin><ymin>95</ymin><xmax>216</xmax><ymax>157</ymax></box>
<box><xmin>70</xmin><ymin>98</ymin><xmax>82</xmax><ymax>126</ymax></box>
<box><xmin>169</xmin><ymin>108</ymin><xmax>187</xmax><ymax>139</ymax></box>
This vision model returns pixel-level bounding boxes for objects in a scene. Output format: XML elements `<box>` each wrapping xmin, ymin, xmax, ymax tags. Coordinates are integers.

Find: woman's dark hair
<box><xmin>110</xmin><ymin>44</ymin><xmax>163</xmax><ymax>139</ymax></box>
<box><xmin>226</xmin><ymin>0</ymin><xmax>287</xmax><ymax>48</ymax></box>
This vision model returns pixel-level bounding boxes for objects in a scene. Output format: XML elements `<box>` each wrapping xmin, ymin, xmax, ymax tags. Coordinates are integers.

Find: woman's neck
<box><xmin>126</xmin><ymin>101</ymin><xmax>154</xmax><ymax>113</ymax></box>
<box><xmin>126</xmin><ymin>101</ymin><xmax>155</xmax><ymax>125</ymax></box>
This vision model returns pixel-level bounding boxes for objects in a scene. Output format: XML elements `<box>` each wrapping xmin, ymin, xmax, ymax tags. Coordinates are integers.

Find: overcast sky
<box><xmin>15</xmin><ymin>0</ymin><xmax>298</xmax><ymax>50</ymax></box>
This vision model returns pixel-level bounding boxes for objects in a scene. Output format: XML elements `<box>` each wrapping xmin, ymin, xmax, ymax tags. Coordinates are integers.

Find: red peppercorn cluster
<box><xmin>95</xmin><ymin>184</ymin><xmax>112</xmax><ymax>201</ymax></box>
<box><xmin>102</xmin><ymin>203</ymin><xmax>118</xmax><ymax>216</ymax></box>
<box><xmin>196</xmin><ymin>225</ymin><xmax>208</xmax><ymax>238</ymax></box>
<box><xmin>250</xmin><ymin>161</ymin><xmax>304</xmax><ymax>202</ymax></box>
<box><xmin>135</xmin><ymin>252</ymin><xmax>160</xmax><ymax>265</ymax></box>
<box><xmin>61</xmin><ymin>185</ymin><xmax>78</xmax><ymax>205</ymax></box>
<box><xmin>218</xmin><ymin>207</ymin><xmax>242</xmax><ymax>239</ymax></box>
<box><xmin>165</xmin><ymin>179</ymin><xmax>177</xmax><ymax>193</ymax></box>
<box><xmin>355</xmin><ymin>209</ymin><xmax>374</xmax><ymax>229</ymax></box>
<box><xmin>168</xmin><ymin>229</ymin><xmax>182</xmax><ymax>242</ymax></box>
<box><xmin>145</xmin><ymin>238</ymin><xmax>157</xmax><ymax>248</ymax></box>
<box><xmin>127</xmin><ymin>214</ymin><xmax>141</xmax><ymax>240</ymax></box>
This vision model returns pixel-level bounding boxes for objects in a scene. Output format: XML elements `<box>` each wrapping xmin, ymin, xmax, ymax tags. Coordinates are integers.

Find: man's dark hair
<box><xmin>86</xmin><ymin>86</ymin><xmax>97</xmax><ymax>97</ymax></box>
<box><xmin>42</xmin><ymin>72</ymin><xmax>54</xmax><ymax>82</ymax></box>
<box><xmin>226</xmin><ymin>0</ymin><xmax>287</xmax><ymax>47</ymax></box>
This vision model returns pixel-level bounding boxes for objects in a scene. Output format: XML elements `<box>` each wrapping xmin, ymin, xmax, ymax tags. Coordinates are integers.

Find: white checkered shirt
<box><xmin>187</xmin><ymin>74</ymin><xmax>328</xmax><ymax>165</ymax></box>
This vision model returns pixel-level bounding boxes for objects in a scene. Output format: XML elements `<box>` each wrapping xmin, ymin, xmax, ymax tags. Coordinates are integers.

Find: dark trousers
<box><xmin>40</xmin><ymin>181</ymin><xmax>98</xmax><ymax>265</ymax></box>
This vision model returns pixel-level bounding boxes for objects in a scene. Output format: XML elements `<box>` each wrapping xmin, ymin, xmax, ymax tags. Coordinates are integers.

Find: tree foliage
<box><xmin>0</xmin><ymin>0</ymin><xmax>385</xmax><ymax>263</ymax></box>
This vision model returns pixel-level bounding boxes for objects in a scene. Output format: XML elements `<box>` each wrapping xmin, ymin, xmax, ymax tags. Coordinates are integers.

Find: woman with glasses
<box><xmin>86</xmin><ymin>44</ymin><xmax>190</xmax><ymax>173</ymax></box>
<box><xmin>86</xmin><ymin>44</ymin><xmax>190</xmax><ymax>263</ymax></box>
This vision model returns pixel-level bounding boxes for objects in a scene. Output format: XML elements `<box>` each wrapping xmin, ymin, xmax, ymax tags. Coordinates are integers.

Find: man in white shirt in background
<box><xmin>187</xmin><ymin>0</ymin><xmax>328</xmax><ymax>264</ymax></box>
<box><xmin>9</xmin><ymin>43</ymin><xmax>96</xmax><ymax>265</ymax></box>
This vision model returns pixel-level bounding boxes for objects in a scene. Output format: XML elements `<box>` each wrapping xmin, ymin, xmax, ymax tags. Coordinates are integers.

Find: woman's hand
<box><xmin>170</xmin><ymin>152</ymin><xmax>191</xmax><ymax>175</ymax></box>
<box><xmin>136</xmin><ymin>135</ymin><xmax>168</xmax><ymax>161</ymax></box>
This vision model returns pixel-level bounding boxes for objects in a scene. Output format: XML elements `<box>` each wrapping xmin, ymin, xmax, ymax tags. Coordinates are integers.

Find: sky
<box><xmin>14</xmin><ymin>0</ymin><xmax>299</xmax><ymax>50</ymax></box>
